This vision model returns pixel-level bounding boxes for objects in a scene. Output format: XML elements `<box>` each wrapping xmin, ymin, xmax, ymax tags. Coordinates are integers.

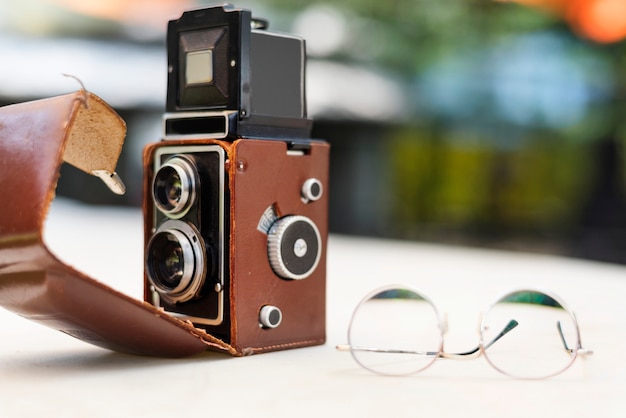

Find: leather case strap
<box><xmin>0</xmin><ymin>91</ymin><xmax>238</xmax><ymax>357</ymax></box>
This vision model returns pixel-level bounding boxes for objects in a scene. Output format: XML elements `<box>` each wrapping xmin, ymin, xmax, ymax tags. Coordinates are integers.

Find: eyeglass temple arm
<box><xmin>336</xmin><ymin>319</ymin><xmax>519</xmax><ymax>357</ymax></box>
<box><xmin>556</xmin><ymin>321</ymin><xmax>593</xmax><ymax>356</ymax></box>
<box><xmin>335</xmin><ymin>345</ymin><xmax>439</xmax><ymax>356</ymax></box>
<box><xmin>443</xmin><ymin>319</ymin><xmax>519</xmax><ymax>358</ymax></box>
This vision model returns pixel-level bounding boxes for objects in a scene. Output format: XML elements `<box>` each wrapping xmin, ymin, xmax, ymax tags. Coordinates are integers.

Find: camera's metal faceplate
<box><xmin>148</xmin><ymin>144</ymin><xmax>227</xmax><ymax>328</ymax></box>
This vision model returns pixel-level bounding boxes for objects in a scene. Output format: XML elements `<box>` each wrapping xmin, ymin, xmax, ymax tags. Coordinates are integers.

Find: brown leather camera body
<box><xmin>143</xmin><ymin>137</ymin><xmax>329</xmax><ymax>355</ymax></box>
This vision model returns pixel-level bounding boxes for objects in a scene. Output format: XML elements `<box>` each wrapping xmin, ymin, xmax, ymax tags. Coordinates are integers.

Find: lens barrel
<box><xmin>146</xmin><ymin>220</ymin><xmax>207</xmax><ymax>304</ymax></box>
<box><xmin>153</xmin><ymin>156</ymin><xmax>197</xmax><ymax>218</ymax></box>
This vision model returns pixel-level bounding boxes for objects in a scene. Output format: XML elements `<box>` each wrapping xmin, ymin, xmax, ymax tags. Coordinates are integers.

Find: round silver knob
<box><xmin>259</xmin><ymin>305</ymin><xmax>282</xmax><ymax>329</ymax></box>
<box><xmin>301</xmin><ymin>178</ymin><xmax>323</xmax><ymax>203</ymax></box>
<box><xmin>267</xmin><ymin>215</ymin><xmax>322</xmax><ymax>280</ymax></box>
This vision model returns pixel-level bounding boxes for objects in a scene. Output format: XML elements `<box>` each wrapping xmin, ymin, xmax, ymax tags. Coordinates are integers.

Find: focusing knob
<box><xmin>267</xmin><ymin>215</ymin><xmax>322</xmax><ymax>280</ymax></box>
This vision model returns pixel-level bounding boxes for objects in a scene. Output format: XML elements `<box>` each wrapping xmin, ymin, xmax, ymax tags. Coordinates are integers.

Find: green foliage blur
<box><xmin>258</xmin><ymin>0</ymin><xmax>626</xmax><ymax>262</ymax></box>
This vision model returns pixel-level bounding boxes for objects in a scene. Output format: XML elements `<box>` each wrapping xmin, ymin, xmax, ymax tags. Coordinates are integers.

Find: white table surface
<box><xmin>1</xmin><ymin>198</ymin><xmax>625</xmax><ymax>417</ymax></box>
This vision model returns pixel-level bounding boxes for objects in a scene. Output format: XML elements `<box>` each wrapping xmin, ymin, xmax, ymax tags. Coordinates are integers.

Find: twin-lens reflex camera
<box><xmin>143</xmin><ymin>4</ymin><xmax>329</xmax><ymax>354</ymax></box>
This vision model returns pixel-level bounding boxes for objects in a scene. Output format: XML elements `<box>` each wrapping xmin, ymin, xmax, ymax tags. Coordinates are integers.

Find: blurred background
<box><xmin>1</xmin><ymin>0</ymin><xmax>624</xmax><ymax>264</ymax></box>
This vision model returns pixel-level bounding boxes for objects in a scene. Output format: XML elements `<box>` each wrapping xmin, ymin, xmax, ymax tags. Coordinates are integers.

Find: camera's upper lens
<box><xmin>146</xmin><ymin>220</ymin><xmax>207</xmax><ymax>304</ymax></box>
<box><xmin>153</xmin><ymin>156</ymin><xmax>197</xmax><ymax>217</ymax></box>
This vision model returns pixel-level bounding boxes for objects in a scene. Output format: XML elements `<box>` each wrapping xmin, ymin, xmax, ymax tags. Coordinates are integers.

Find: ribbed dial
<box><xmin>267</xmin><ymin>215</ymin><xmax>322</xmax><ymax>280</ymax></box>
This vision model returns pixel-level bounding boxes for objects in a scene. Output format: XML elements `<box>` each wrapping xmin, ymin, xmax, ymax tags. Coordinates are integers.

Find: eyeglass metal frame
<box><xmin>337</xmin><ymin>284</ymin><xmax>593</xmax><ymax>379</ymax></box>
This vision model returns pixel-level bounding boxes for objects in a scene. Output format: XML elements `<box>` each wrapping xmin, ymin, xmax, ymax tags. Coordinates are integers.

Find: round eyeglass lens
<box><xmin>480</xmin><ymin>290</ymin><xmax>580</xmax><ymax>379</ymax></box>
<box><xmin>347</xmin><ymin>286</ymin><xmax>442</xmax><ymax>376</ymax></box>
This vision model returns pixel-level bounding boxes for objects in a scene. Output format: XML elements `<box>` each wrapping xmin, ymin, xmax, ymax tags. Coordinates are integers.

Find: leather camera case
<box><xmin>143</xmin><ymin>138</ymin><xmax>329</xmax><ymax>355</ymax></box>
<box><xmin>0</xmin><ymin>91</ymin><xmax>327</xmax><ymax>357</ymax></box>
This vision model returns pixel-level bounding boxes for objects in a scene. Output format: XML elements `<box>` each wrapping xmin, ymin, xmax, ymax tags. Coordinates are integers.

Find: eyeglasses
<box><xmin>337</xmin><ymin>285</ymin><xmax>593</xmax><ymax>379</ymax></box>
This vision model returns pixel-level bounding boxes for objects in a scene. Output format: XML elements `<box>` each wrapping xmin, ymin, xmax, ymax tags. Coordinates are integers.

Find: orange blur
<box><xmin>45</xmin><ymin>0</ymin><xmax>193</xmax><ymax>28</ymax></box>
<box><xmin>501</xmin><ymin>0</ymin><xmax>626</xmax><ymax>43</ymax></box>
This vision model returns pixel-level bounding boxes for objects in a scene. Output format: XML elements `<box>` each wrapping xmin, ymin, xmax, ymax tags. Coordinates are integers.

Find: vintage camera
<box><xmin>143</xmin><ymin>5</ymin><xmax>329</xmax><ymax>354</ymax></box>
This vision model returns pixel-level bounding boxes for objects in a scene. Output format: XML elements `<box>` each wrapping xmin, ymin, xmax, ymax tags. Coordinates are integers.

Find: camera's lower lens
<box><xmin>146</xmin><ymin>220</ymin><xmax>206</xmax><ymax>304</ymax></box>
<box><xmin>154</xmin><ymin>234</ymin><xmax>185</xmax><ymax>289</ymax></box>
<box><xmin>153</xmin><ymin>156</ymin><xmax>197</xmax><ymax>217</ymax></box>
